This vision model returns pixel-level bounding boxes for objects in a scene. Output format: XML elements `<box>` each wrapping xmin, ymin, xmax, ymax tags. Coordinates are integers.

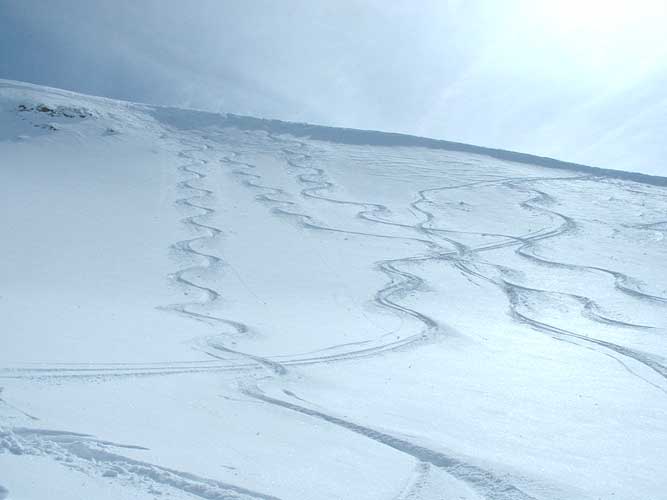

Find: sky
<box><xmin>1</xmin><ymin>0</ymin><xmax>666</xmax><ymax>175</ymax></box>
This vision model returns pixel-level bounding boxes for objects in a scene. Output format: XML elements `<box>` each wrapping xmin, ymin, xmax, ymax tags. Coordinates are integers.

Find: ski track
<box><xmin>4</xmin><ymin>125</ymin><xmax>667</xmax><ymax>500</ymax></box>
<box><xmin>4</xmin><ymin>87</ymin><xmax>667</xmax><ymax>500</ymax></box>
<box><xmin>393</xmin><ymin>461</ymin><xmax>431</xmax><ymax>500</ymax></box>
<box><xmin>223</xmin><ymin>136</ymin><xmax>666</xmax><ymax>498</ymax></box>
<box><xmin>0</xmin><ymin>132</ymin><xmax>564</xmax><ymax>498</ymax></box>
<box><xmin>0</xmin><ymin>427</ymin><xmax>282</xmax><ymax>500</ymax></box>
<box><xmin>265</xmin><ymin>137</ymin><xmax>667</xmax><ymax>389</ymax></box>
<box><xmin>3</xmin><ymin>132</ymin><xmax>666</xmax><ymax>393</ymax></box>
<box><xmin>245</xmin><ymin>388</ymin><xmax>539</xmax><ymax>500</ymax></box>
<box><xmin>161</xmin><ymin>144</ymin><xmax>250</xmax><ymax>338</ymax></box>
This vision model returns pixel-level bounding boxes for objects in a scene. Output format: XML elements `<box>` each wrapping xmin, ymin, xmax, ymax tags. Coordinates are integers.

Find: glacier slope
<box><xmin>1</xmin><ymin>80</ymin><xmax>666</xmax><ymax>500</ymax></box>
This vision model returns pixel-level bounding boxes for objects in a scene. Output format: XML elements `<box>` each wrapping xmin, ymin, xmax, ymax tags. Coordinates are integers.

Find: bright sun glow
<box><xmin>512</xmin><ymin>0</ymin><xmax>667</xmax><ymax>80</ymax></box>
<box><xmin>539</xmin><ymin>0</ymin><xmax>651</xmax><ymax>34</ymax></box>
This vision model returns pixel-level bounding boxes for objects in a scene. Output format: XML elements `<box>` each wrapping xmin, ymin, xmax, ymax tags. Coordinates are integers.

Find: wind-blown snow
<box><xmin>1</xmin><ymin>79</ymin><xmax>666</xmax><ymax>500</ymax></box>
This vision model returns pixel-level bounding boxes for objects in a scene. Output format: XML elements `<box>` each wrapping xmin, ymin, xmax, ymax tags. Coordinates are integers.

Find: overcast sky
<box><xmin>1</xmin><ymin>0</ymin><xmax>666</xmax><ymax>175</ymax></box>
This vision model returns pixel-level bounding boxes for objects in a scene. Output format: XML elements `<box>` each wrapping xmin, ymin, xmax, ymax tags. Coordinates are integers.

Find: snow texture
<box><xmin>1</xmin><ymin>79</ymin><xmax>666</xmax><ymax>500</ymax></box>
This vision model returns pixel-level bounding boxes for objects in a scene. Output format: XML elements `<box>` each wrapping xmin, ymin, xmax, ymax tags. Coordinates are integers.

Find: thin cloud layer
<box><xmin>1</xmin><ymin>0</ymin><xmax>665</xmax><ymax>174</ymax></box>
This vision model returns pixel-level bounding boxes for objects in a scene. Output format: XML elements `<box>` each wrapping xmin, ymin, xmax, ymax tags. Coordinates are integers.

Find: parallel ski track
<box><xmin>5</xmin><ymin>129</ymin><xmax>665</xmax><ymax>500</ymax></box>
<box><xmin>3</xmin><ymin>133</ymin><xmax>665</xmax><ymax>388</ymax></box>
<box><xmin>264</xmin><ymin>137</ymin><xmax>667</xmax><ymax>387</ymax></box>
<box><xmin>160</xmin><ymin>150</ymin><xmax>249</xmax><ymax>337</ymax></box>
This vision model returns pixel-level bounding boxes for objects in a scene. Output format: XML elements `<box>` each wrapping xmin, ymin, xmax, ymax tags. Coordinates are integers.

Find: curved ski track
<box><xmin>3</xmin><ymin>134</ymin><xmax>666</xmax><ymax>389</ymax></box>
<box><xmin>262</xmin><ymin>138</ymin><xmax>667</xmax><ymax>387</ymax></box>
<box><xmin>4</xmin><ymin>129</ymin><xmax>666</xmax><ymax>500</ymax></box>
<box><xmin>161</xmin><ymin>148</ymin><xmax>249</xmax><ymax>337</ymax></box>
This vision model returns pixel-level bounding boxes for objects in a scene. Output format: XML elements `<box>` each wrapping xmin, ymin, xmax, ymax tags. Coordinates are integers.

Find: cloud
<box><xmin>1</xmin><ymin>0</ymin><xmax>666</xmax><ymax>175</ymax></box>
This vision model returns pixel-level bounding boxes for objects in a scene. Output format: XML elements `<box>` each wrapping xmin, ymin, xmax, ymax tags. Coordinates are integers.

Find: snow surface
<box><xmin>1</xmin><ymin>79</ymin><xmax>666</xmax><ymax>500</ymax></box>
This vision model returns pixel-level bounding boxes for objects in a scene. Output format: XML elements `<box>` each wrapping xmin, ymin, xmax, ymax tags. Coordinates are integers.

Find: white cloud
<box><xmin>1</xmin><ymin>0</ymin><xmax>665</xmax><ymax>175</ymax></box>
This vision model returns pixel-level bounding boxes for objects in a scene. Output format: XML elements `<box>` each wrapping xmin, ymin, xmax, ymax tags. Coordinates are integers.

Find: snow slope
<box><xmin>1</xmin><ymin>79</ymin><xmax>666</xmax><ymax>500</ymax></box>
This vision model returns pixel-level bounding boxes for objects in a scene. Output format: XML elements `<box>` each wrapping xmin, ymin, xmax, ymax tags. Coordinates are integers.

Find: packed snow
<box><xmin>1</xmin><ymin>79</ymin><xmax>666</xmax><ymax>500</ymax></box>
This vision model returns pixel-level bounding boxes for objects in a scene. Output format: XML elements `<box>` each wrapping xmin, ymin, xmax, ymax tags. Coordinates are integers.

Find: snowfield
<box><xmin>1</xmin><ymin>79</ymin><xmax>666</xmax><ymax>500</ymax></box>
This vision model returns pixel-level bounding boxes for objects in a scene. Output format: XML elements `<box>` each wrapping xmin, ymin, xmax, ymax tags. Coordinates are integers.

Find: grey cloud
<box><xmin>0</xmin><ymin>0</ymin><xmax>665</xmax><ymax>175</ymax></box>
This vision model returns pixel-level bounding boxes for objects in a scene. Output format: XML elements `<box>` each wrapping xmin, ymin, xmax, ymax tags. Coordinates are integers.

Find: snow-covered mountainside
<box><xmin>1</xmin><ymin>79</ymin><xmax>666</xmax><ymax>500</ymax></box>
